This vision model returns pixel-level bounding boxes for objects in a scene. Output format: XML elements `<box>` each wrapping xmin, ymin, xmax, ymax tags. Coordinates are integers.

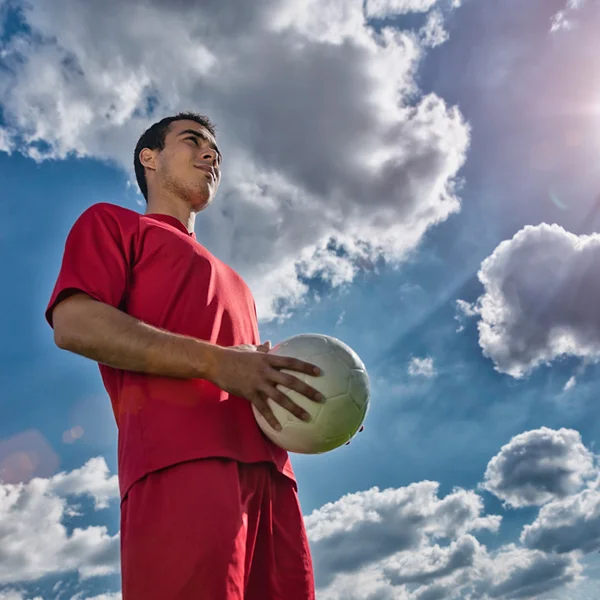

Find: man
<box><xmin>45</xmin><ymin>112</ymin><xmax>322</xmax><ymax>599</ymax></box>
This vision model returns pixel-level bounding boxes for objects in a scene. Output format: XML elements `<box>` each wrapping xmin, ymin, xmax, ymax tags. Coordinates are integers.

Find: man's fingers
<box><xmin>269</xmin><ymin>355</ymin><xmax>321</xmax><ymax>376</ymax></box>
<box><xmin>254</xmin><ymin>393</ymin><xmax>282</xmax><ymax>431</ymax></box>
<box><xmin>263</xmin><ymin>385</ymin><xmax>311</xmax><ymax>422</ymax></box>
<box><xmin>269</xmin><ymin>369</ymin><xmax>324</xmax><ymax>403</ymax></box>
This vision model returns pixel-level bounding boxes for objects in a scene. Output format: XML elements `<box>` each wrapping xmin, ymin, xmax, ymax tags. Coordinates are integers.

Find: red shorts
<box><xmin>120</xmin><ymin>458</ymin><xmax>315</xmax><ymax>600</ymax></box>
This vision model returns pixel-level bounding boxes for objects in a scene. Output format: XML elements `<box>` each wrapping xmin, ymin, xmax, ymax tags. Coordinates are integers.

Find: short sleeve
<box><xmin>45</xmin><ymin>203</ymin><xmax>135</xmax><ymax>328</ymax></box>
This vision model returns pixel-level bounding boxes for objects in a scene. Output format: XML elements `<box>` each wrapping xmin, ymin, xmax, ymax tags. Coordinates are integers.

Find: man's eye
<box><xmin>187</xmin><ymin>137</ymin><xmax>199</xmax><ymax>145</ymax></box>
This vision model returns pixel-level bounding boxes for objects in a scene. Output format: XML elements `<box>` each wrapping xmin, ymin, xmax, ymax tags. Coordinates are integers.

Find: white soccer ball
<box><xmin>252</xmin><ymin>333</ymin><xmax>370</xmax><ymax>454</ymax></box>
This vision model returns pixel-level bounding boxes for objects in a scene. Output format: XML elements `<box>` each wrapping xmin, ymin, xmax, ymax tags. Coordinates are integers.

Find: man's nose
<box><xmin>202</xmin><ymin>148</ymin><xmax>218</xmax><ymax>164</ymax></box>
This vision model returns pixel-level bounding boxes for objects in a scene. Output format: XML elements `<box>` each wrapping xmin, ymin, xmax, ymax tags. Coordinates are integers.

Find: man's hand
<box><xmin>210</xmin><ymin>341</ymin><xmax>324</xmax><ymax>431</ymax></box>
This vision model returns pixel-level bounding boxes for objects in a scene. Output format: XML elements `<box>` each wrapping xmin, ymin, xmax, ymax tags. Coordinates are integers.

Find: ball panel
<box><xmin>314</xmin><ymin>392</ymin><xmax>363</xmax><ymax>437</ymax></box>
<box><xmin>271</xmin><ymin>334</ymin><xmax>330</xmax><ymax>361</ymax></box>
<box><xmin>307</xmin><ymin>352</ymin><xmax>350</xmax><ymax>398</ymax></box>
<box><xmin>324</xmin><ymin>336</ymin><xmax>367</xmax><ymax>371</ymax></box>
<box><xmin>278</xmin><ymin>425</ymin><xmax>355</xmax><ymax>454</ymax></box>
<box><xmin>348</xmin><ymin>368</ymin><xmax>370</xmax><ymax>411</ymax></box>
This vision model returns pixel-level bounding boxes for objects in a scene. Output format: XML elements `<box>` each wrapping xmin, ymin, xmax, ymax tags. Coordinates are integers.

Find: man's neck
<box><xmin>145</xmin><ymin>196</ymin><xmax>196</xmax><ymax>234</ymax></box>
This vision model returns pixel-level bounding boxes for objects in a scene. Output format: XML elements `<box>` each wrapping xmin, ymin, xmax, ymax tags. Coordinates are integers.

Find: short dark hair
<box><xmin>134</xmin><ymin>112</ymin><xmax>217</xmax><ymax>201</ymax></box>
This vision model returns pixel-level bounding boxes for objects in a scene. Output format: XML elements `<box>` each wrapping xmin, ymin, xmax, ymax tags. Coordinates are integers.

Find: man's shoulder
<box><xmin>80</xmin><ymin>202</ymin><xmax>141</xmax><ymax>229</ymax></box>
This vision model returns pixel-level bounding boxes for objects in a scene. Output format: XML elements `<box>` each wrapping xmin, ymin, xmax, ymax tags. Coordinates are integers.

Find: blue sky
<box><xmin>2</xmin><ymin>0</ymin><xmax>600</xmax><ymax>598</ymax></box>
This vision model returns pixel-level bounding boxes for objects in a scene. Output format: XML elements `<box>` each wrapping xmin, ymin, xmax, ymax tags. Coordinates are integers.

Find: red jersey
<box><xmin>46</xmin><ymin>202</ymin><xmax>294</xmax><ymax>500</ymax></box>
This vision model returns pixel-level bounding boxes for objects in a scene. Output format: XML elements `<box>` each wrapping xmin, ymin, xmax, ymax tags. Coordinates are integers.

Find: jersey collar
<box><xmin>145</xmin><ymin>213</ymin><xmax>196</xmax><ymax>238</ymax></box>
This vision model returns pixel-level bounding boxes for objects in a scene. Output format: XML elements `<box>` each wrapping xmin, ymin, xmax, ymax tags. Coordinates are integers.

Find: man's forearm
<box><xmin>53</xmin><ymin>293</ymin><xmax>222</xmax><ymax>379</ymax></box>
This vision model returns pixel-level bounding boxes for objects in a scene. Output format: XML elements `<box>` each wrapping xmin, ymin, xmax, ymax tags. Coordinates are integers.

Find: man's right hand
<box><xmin>210</xmin><ymin>342</ymin><xmax>324</xmax><ymax>431</ymax></box>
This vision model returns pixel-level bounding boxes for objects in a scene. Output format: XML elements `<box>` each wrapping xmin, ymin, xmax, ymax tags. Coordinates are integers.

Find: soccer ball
<box><xmin>252</xmin><ymin>334</ymin><xmax>370</xmax><ymax>454</ymax></box>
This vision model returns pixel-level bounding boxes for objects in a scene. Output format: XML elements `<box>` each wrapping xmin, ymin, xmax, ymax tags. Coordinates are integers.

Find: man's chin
<box><xmin>191</xmin><ymin>195</ymin><xmax>215</xmax><ymax>213</ymax></box>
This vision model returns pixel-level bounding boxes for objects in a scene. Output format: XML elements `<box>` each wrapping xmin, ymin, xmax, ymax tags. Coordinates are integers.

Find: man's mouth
<box><xmin>195</xmin><ymin>165</ymin><xmax>215</xmax><ymax>179</ymax></box>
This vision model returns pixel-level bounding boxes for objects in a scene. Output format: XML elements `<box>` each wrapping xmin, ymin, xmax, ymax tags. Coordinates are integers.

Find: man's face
<box><xmin>151</xmin><ymin>119</ymin><xmax>222</xmax><ymax>211</ymax></box>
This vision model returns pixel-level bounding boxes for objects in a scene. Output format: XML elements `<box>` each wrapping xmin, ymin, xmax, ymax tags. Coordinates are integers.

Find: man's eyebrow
<box><xmin>178</xmin><ymin>129</ymin><xmax>221</xmax><ymax>157</ymax></box>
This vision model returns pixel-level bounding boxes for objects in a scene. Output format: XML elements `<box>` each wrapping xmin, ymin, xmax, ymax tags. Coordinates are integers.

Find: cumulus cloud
<box><xmin>326</xmin><ymin>536</ymin><xmax>489</xmax><ymax>600</ymax></box>
<box><xmin>473</xmin><ymin>545</ymin><xmax>582</xmax><ymax>600</ymax></box>
<box><xmin>306</xmin><ymin>480</ymin><xmax>500</xmax><ymax>588</ymax></box>
<box><xmin>419</xmin><ymin>10</ymin><xmax>449</xmax><ymax>48</ymax></box>
<box><xmin>47</xmin><ymin>457</ymin><xmax>118</xmax><ymax>510</ymax></box>
<box><xmin>467</xmin><ymin>224</ymin><xmax>600</xmax><ymax>378</ymax></box>
<box><xmin>73</xmin><ymin>594</ymin><xmax>122</xmax><ymax>600</ymax></box>
<box><xmin>0</xmin><ymin>593</ymin><xmax>120</xmax><ymax>600</ymax></box>
<box><xmin>480</xmin><ymin>427</ymin><xmax>596</xmax><ymax>508</ymax></box>
<box><xmin>383</xmin><ymin>535</ymin><xmax>480</xmax><ymax>586</ymax></box>
<box><xmin>0</xmin><ymin>0</ymin><xmax>469</xmax><ymax>321</ymax></box>
<box><xmin>0</xmin><ymin>593</ymin><xmax>42</xmax><ymax>600</ymax></box>
<box><xmin>0</xmin><ymin>443</ymin><xmax>590</xmax><ymax>600</ymax></box>
<box><xmin>521</xmin><ymin>486</ymin><xmax>600</xmax><ymax>554</ymax></box>
<box><xmin>408</xmin><ymin>356</ymin><xmax>437</xmax><ymax>377</ymax></box>
<box><xmin>0</xmin><ymin>457</ymin><xmax>119</xmax><ymax>585</ymax></box>
<box><xmin>313</xmin><ymin>500</ymin><xmax>582</xmax><ymax>600</ymax></box>
<box><xmin>365</xmin><ymin>0</ymin><xmax>440</xmax><ymax>19</ymax></box>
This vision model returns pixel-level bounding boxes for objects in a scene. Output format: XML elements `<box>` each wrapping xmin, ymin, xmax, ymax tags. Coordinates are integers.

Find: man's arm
<box><xmin>52</xmin><ymin>292</ymin><xmax>324</xmax><ymax>429</ymax></box>
<box><xmin>52</xmin><ymin>292</ymin><xmax>218</xmax><ymax>379</ymax></box>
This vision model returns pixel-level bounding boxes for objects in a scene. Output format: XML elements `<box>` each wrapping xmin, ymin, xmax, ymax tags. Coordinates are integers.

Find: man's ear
<box><xmin>139</xmin><ymin>148</ymin><xmax>157</xmax><ymax>172</ymax></box>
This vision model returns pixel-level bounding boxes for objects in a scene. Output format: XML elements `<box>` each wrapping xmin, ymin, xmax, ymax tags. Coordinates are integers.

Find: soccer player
<box><xmin>45</xmin><ymin>113</ymin><xmax>322</xmax><ymax>599</ymax></box>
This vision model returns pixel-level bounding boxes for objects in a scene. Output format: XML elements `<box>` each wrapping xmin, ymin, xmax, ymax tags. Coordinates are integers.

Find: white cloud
<box><xmin>0</xmin><ymin>0</ymin><xmax>469</xmax><ymax>322</ymax></box>
<box><xmin>455</xmin><ymin>298</ymin><xmax>479</xmax><ymax>332</ymax></box>
<box><xmin>480</xmin><ymin>428</ymin><xmax>596</xmax><ymax>508</ymax></box>
<box><xmin>365</xmin><ymin>0</ymin><xmax>440</xmax><ymax>19</ymax></box>
<box><xmin>521</xmin><ymin>485</ymin><xmax>600</xmax><ymax>554</ymax></box>
<box><xmin>550</xmin><ymin>0</ymin><xmax>588</xmax><ymax>32</ymax></box>
<box><xmin>47</xmin><ymin>457</ymin><xmax>118</xmax><ymax>510</ymax></box>
<box><xmin>471</xmin><ymin>224</ymin><xmax>600</xmax><ymax>378</ymax></box>
<box><xmin>316</xmin><ymin>537</ymin><xmax>489</xmax><ymax>599</ymax></box>
<box><xmin>0</xmin><ymin>593</ymin><xmax>122</xmax><ymax>600</ymax></box>
<box><xmin>408</xmin><ymin>356</ymin><xmax>437</xmax><ymax>377</ymax></box>
<box><xmin>0</xmin><ymin>457</ymin><xmax>119</xmax><ymax>585</ymax></box>
<box><xmin>73</xmin><ymin>594</ymin><xmax>122</xmax><ymax>600</ymax></box>
<box><xmin>306</xmin><ymin>481</ymin><xmax>500</xmax><ymax>588</ymax></box>
<box><xmin>311</xmin><ymin>485</ymin><xmax>583</xmax><ymax>600</ymax></box>
<box><xmin>562</xmin><ymin>361</ymin><xmax>589</xmax><ymax>392</ymax></box>
<box><xmin>0</xmin><ymin>593</ymin><xmax>42</xmax><ymax>600</ymax></box>
<box><xmin>456</xmin><ymin>299</ymin><xmax>478</xmax><ymax>318</ymax></box>
<box><xmin>551</xmin><ymin>11</ymin><xmax>573</xmax><ymax>32</ymax></box>
<box><xmin>0</xmin><ymin>128</ymin><xmax>14</xmax><ymax>154</ymax></box>
<box><xmin>383</xmin><ymin>535</ymin><xmax>482</xmax><ymax>586</ymax></box>
<box><xmin>419</xmin><ymin>10</ymin><xmax>449</xmax><ymax>48</ymax></box>
<box><xmin>0</xmin><ymin>442</ymin><xmax>591</xmax><ymax>600</ymax></box>
<box><xmin>473</xmin><ymin>545</ymin><xmax>582</xmax><ymax>600</ymax></box>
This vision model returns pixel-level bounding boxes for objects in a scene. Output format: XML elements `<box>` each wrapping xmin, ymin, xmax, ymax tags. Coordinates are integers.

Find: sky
<box><xmin>1</xmin><ymin>0</ymin><xmax>600</xmax><ymax>598</ymax></box>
